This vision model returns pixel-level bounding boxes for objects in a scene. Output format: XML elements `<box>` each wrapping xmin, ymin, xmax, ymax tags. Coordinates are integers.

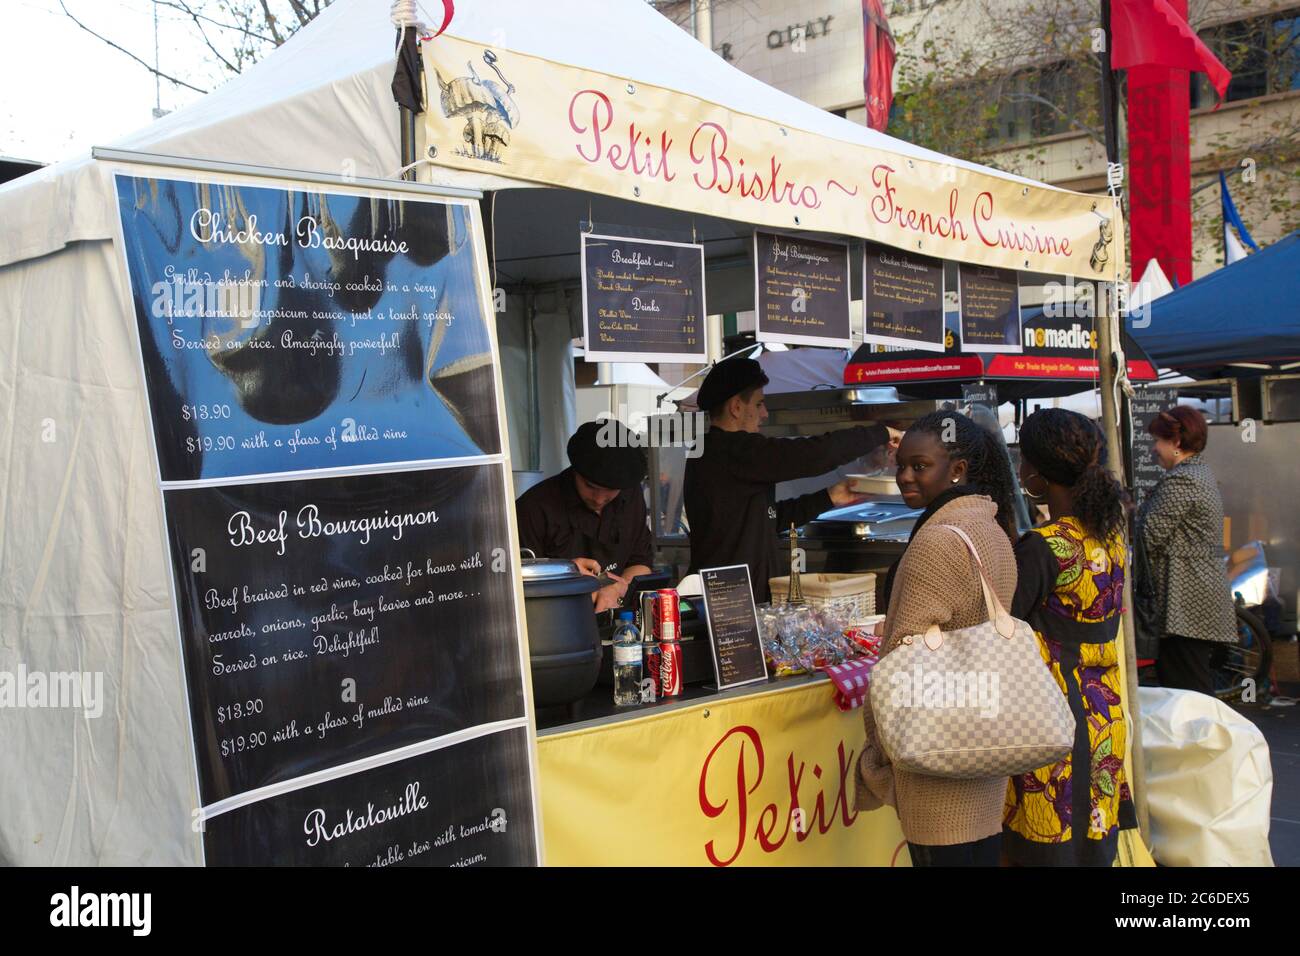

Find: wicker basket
<box><xmin>768</xmin><ymin>572</ymin><xmax>876</xmax><ymax>620</ymax></box>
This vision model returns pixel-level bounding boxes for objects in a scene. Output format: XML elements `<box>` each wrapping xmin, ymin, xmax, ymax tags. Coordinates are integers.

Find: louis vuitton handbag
<box><xmin>868</xmin><ymin>525</ymin><xmax>1075</xmax><ymax>779</ymax></box>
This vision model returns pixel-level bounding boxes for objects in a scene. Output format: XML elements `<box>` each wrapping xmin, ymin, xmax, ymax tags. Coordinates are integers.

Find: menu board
<box><xmin>961</xmin><ymin>382</ymin><xmax>999</xmax><ymax>414</ymax></box>
<box><xmin>753</xmin><ymin>231</ymin><xmax>851</xmax><ymax>347</ymax></box>
<box><xmin>581</xmin><ymin>232</ymin><xmax>707</xmax><ymax>364</ymax></box>
<box><xmin>1131</xmin><ymin>386</ymin><xmax>1179</xmax><ymax>506</ymax></box>
<box><xmin>113</xmin><ymin>171</ymin><xmax>539</xmax><ymax>866</ymax></box>
<box><xmin>699</xmin><ymin>565</ymin><xmax>769</xmax><ymax>690</ymax></box>
<box><xmin>958</xmin><ymin>263</ymin><xmax>1022</xmax><ymax>354</ymax></box>
<box><xmin>862</xmin><ymin>244</ymin><xmax>946</xmax><ymax>352</ymax></box>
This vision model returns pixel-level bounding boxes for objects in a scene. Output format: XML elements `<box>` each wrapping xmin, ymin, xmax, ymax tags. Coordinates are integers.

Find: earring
<box><xmin>951</xmin><ymin>478</ymin><xmax>959</xmax><ymax>484</ymax></box>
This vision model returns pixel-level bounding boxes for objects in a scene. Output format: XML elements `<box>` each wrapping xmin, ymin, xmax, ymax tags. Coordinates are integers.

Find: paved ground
<box><xmin>1236</xmin><ymin>690</ymin><xmax>1300</xmax><ymax>866</ymax></box>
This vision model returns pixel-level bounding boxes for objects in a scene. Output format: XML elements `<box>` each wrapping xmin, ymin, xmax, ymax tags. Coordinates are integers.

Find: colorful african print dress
<box><xmin>1002</xmin><ymin>517</ymin><xmax>1137</xmax><ymax>866</ymax></box>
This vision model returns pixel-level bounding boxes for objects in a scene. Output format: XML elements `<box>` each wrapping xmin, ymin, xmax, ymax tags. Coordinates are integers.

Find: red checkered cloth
<box><xmin>823</xmin><ymin>658</ymin><xmax>876</xmax><ymax>711</ymax></box>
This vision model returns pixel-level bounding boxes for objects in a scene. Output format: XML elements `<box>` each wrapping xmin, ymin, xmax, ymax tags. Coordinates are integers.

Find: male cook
<box><xmin>516</xmin><ymin>419</ymin><xmax>654</xmax><ymax>613</ymax></box>
<box><xmin>684</xmin><ymin>358</ymin><xmax>901</xmax><ymax>601</ymax></box>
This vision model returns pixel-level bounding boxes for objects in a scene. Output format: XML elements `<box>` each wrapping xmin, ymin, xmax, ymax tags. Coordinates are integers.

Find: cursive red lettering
<box><xmin>870</xmin><ymin>164</ymin><xmax>897</xmax><ymax>226</ymax></box>
<box><xmin>973</xmin><ymin>191</ymin><xmax>998</xmax><ymax>247</ymax></box>
<box><xmin>689</xmin><ymin>122</ymin><xmax>734</xmax><ymax>194</ymax></box>
<box><xmin>699</xmin><ymin>725</ymin><xmax>763</xmax><ymax>867</ymax></box>
<box><xmin>568</xmin><ymin>89</ymin><xmax>612</xmax><ymax>164</ymax></box>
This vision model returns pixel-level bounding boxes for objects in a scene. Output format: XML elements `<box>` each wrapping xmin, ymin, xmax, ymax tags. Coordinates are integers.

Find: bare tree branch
<box><xmin>59</xmin><ymin>0</ymin><xmax>210</xmax><ymax>94</ymax></box>
<box><xmin>154</xmin><ymin>0</ymin><xmax>276</xmax><ymax>44</ymax></box>
<box><xmin>258</xmin><ymin>0</ymin><xmax>286</xmax><ymax>45</ymax></box>
<box><xmin>168</xmin><ymin>0</ymin><xmax>241</xmax><ymax>74</ymax></box>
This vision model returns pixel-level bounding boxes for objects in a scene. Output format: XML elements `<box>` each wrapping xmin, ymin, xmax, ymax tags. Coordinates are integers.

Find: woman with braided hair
<box><xmin>1002</xmin><ymin>408</ymin><xmax>1137</xmax><ymax>866</ymax></box>
<box><xmin>857</xmin><ymin>410</ymin><xmax>1019</xmax><ymax>866</ymax></box>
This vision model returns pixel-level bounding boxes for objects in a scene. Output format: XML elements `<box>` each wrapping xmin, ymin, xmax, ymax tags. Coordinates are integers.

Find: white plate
<box><xmin>846</xmin><ymin>474</ymin><xmax>901</xmax><ymax>496</ymax></box>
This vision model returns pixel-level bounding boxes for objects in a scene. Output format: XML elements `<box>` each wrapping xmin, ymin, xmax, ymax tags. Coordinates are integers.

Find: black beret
<box><xmin>697</xmin><ymin>357</ymin><xmax>769</xmax><ymax>412</ymax></box>
<box><xmin>567</xmin><ymin>420</ymin><xmax>647</xmax><ymax>490</ymax></box>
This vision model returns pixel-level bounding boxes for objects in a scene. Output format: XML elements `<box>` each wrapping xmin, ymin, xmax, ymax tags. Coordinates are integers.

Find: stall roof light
<box><xmin>1229</xmin><ymin>363</ymin><xmax>1273</xmax><ymax>370</ymax></box>
<box><xmin>1281</xmin><ymin>361</ymin><xmax>1300</xmax><ymax>371</ymax></box>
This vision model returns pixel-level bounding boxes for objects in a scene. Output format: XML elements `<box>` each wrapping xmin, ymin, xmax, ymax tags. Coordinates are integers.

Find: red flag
<box><xmin>1110</xmin><ymin>0</ymin><xmax>1231</xmax><ymax>101</ymax></box>
<box><xmin>862</xmin><ymin>0</ymin><xmax>896</xmax><ymax>132</ymax></box>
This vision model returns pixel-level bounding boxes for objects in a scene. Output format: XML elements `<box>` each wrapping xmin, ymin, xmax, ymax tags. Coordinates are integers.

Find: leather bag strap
<box><xmin>934</xmin><ymin>524</ymin><xmax>1016</xmax><ymax>639</ymax></box>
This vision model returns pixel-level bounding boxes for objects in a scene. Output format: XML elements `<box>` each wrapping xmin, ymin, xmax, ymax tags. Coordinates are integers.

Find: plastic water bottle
<box><xmin>612</xmin><ymin>611</ymin><xmax>643</xmax><ymax>706</ymax></box>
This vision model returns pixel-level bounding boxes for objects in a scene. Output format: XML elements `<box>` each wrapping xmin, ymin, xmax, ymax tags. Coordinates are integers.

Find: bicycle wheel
<box><xmin>1211</xmin><ymin>605</ymin><xmax>1273</xmax><ymax>702</ymax></box>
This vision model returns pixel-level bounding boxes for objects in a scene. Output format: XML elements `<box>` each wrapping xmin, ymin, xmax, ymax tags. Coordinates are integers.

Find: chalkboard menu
<box><xmin>862</xmin><ymin>244</ymin><xmax>946</xmax><ymax>353</ymax></box>
<box><xmin>753</xmin><ymin>231</ymin><xmax>851</xmax><ymax>347</ymax></box>
<box><xmin>581</xmin><ymin>232</ymin><xmax>707</xmax><ymax>364</ymax></box>
<box><xmin>699</xmin><ymin>565</ymin><xmax>769</xmax><ymax>690</ymax></box>
<box><xmin>113</xmin><ymin>171</ymin><xmax>539</xmax><ymax>866</ymax></box>
<box><xmin>1131</xmin><ymin>386</ymin><xmax>1179</xmax><ymax>506</ymax></box>
<box><xmin>958</xmin><ymin>263</ymin><xmax>1022</xmax><ymax>354</ymax></box>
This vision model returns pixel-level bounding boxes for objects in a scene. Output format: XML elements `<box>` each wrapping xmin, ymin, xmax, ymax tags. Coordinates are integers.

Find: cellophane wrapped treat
<box><xmin>757</xmin><ymin>602</ymin><xmax>873</xmax><ymax>677</ymax></box>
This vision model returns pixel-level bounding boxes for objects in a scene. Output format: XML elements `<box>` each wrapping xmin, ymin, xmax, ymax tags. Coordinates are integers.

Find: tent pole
<box><xmin>1099</xmin><ymin>0</ymin><xmax>1152</xmax><ymax>848</ymax></box>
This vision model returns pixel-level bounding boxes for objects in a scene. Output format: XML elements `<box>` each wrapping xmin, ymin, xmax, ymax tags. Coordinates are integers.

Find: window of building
<box><xmin>1192</xmin><ymin>6</ymin><xmax>1300</xmax><ymax>108</ymax></box>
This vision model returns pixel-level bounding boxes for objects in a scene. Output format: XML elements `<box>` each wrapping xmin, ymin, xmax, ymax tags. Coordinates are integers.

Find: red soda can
<box><xmin>659</xmin><ymin>640</ymin><xmax>683</xmax><ymax>697</ymax></box>
<box><xmin>655</xmin><ymin>589</ymin><xmax>680</xmax><ymax>643</ymax></box>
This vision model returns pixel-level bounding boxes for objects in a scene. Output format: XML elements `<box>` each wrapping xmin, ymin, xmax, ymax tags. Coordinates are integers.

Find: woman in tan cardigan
<box><xmin>857</xmin><ymin>411</ymin><xmax>1019</xmax><ymax>866</ymax></box>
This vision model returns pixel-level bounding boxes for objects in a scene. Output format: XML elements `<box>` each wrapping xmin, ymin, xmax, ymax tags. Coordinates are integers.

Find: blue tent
<box><xmin>1131</xmin><ymin>231</ymin><xmax>1300</xmax><ymax>376</ymax></box>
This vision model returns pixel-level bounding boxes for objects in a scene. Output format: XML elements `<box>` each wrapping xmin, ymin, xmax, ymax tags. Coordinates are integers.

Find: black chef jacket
<box><xmin>515</xmin><ymin>467</ymin><xmax>654</xmax><ymax>576</ymax></box>
<box><xmin>684</xmin><ymin>424</ymin><xmax>890</xmax><ymax>602</ymax></box>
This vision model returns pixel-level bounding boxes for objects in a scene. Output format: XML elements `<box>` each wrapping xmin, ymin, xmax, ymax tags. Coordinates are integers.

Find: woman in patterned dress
<box><xmin>1135</xmin><ymin>406</ymin><xmax>1238</xmax><ymax>694</ymax></box>
<box><xmin>1003</xmin><ymin>409</ymin><xmax>1137</xmax><ymax>866</ymax></box>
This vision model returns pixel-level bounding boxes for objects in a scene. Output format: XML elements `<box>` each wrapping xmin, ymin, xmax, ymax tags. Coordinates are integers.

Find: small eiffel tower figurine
<box><xmin>787</xmin><ymin>522</ymin><xmax>805</xmax><ymax>605</ymax></box>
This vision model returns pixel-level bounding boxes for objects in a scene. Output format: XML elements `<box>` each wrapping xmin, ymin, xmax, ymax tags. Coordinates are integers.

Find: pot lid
<box><xmin>519</xmin><ymin>557</ymin><xmax>584</xmax><ymax>582</ymax></box>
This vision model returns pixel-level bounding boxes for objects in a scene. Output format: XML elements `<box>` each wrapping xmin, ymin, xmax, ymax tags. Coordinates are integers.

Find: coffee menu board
<box><xmin>753</xmin><ymin>230</ymin><xmax>851</xmax><ymax>347</ymax></box>
<box><xmin>1131</xmin><ymin>387</ymin><xmax>1180</xmax><ymax>507</ymax></box>
<box><xmin>699</xmin><ymin>565</ymin><xmax>769</xmax><ymax>690</ymax></box>
<box><xmin>958</xmin><ymin>263</ymin><xmax>1022</xmax><ymax>354</ymax></box>
<box><xmin>862</xmin><ymin>243</ymin><xmax>946</xmax><ymax>352</ymax></box>
<box><xmin>112</xmin><ymin>171</ymin><xmax>539</xmax><ymax>866</ymax></box>
<box><xmin>581</xmin><ymin>232</ymin><xmax>707</xmax><ymax>364</ymax></box>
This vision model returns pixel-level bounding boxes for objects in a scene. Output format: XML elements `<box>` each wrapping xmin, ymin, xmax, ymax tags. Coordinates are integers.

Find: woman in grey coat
<box><xmin>1134</xmin><ymin>406</ymin><xmax>1237</xmax><ymax>694</ymax></box>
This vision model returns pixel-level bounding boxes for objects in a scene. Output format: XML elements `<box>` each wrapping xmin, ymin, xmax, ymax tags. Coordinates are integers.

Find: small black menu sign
<box><xmin>581</xmin><ymin>233</ymin><xmax>707</xmax><ymax>364</ymax></box>
<box><xmin>753</xmin><ymin>231</ymin><xmax>851</xmax><ymax>347</ymax></box>
<box><xmin>699</xmin><ymin>565</ymin><xmax>769</xmax><ymax>690</ymax></box>
<box><xmin>862</xmin><ymin>244</ymin><xmax>946</xmax><ymax>353</ymax></box>
<box><xmin>958</xmin><ymin>263</ymin><xmax>1022</xmax><ymax>353</ymax></box>
<box><xmin>1131</xmin><ymin>386</ymin><xmax>1179</xmax><ymax>506</ymax></box>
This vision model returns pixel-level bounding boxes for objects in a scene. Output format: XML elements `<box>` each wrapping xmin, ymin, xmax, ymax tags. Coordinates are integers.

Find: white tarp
<box><xmin>1140</xmin><ymin>687</ymin><xmax>1275</xmax><ymax>867</ymax></box>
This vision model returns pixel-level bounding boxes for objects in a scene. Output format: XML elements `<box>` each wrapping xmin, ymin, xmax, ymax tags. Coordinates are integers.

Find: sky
<box><xmin>1</xmin><ymin>0</ymin><xmax>216</xmax><ymax>163</ymax></box>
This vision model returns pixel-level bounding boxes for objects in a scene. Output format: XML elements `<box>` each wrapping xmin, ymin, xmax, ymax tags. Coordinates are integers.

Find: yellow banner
<box><xmin>422</xmin><ymin>36</ymin><xmax>1120</xmax><ymax>281</ymax></box>
<box><xmin>537</xmin><ymin>680</ymin><xmax>909</xmax><ymax>866</ymax></box>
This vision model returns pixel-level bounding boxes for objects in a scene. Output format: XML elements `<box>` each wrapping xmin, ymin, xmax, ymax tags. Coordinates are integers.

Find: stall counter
<box><xmin>535</xmin><ymin>674</ymin><xmax>911</xmax><ymax>866</ymax></box>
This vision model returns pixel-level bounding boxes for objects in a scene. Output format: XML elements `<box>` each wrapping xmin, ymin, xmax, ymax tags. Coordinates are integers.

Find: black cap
<box><xmin>697</xmin><ymin>357</ymin><xmax>769</xmax><ymax>413</ymax></box>
<box><xmin>567</xmin><ymin>420</ymin><xmax>647</xmax><ymax>491</ymax></box>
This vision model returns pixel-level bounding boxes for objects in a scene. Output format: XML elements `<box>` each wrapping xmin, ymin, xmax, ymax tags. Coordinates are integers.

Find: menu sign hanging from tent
<box><xmin>958</xmin><ymin>263</ymin><xmax>1022</xmax><ymax>354</ymax></box>
<box><xmin>112</xmin><ymin>169</ymin><xmax>540</xmax><ymax>867</ymax></box>
<box><xmin>699</xmin><ymin>565</ymin><xmax>769</xmax><ymax>691</ymax></box>
<box><xmin>753</xmin><ymin>231</ymin><xmax>851</xmax><ymax>347</ymax></box>
<box><xmin>581</xmin><ymin>232</ymin><xmax>706</xmax><ymax>364</ymax></box>
<box><xmin>1130</xmin><ymin>387</ymin><xmax>1180</xmax><ymax>507</ymax></box>
<box><xmin>862</xmin><ymin>244</ymin><xmax>946</xmax><ymax>353</ymax></box>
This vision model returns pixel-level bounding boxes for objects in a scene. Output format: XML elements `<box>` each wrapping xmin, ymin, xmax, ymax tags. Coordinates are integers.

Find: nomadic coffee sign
<box><xmin>422</xmin><ymin>34</ymin><xmax>1120</xmax><ymax>280</ymax></box>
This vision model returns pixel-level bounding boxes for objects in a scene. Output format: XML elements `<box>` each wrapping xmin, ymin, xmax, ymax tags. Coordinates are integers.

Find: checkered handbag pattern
<box><xmin>868</xmin><ymin>525</ymin><xmax>1076</xmax><ymax>780</ymax></box>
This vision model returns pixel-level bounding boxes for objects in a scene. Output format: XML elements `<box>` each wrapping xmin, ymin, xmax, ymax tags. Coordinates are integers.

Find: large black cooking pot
<box><xmin>520</xmin><ymin>556</ymin><xmax>602</xmax><ymax>707</ymax></box>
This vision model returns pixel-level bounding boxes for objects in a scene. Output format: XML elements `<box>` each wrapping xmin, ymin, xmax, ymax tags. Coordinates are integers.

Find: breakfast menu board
<box><xmin>1131</xmin><ymin>386</ymin><xmax>1180</xmax><ymax>507</ymax></box>
<box><xmin>699</xmin><ymin>565</ymin><xmax>769</xmax><ymax>690</ymax></box>
<box><xmin>753</xmin><ymin>231</ymin><xmax>851</xmax><ymax>347</ymax></box>
<box><xmin>581</xmin><ymin>232</ymin><xmax>707</xmax><ymax>364</ymax></box>
<box><xmin>958</xmin><ymin>263</ymin><xmax>1022</xmax><ymax>353</ymax></box>
<box><xmin>862</xmin><ymin>243</ymin><xmax>946</xmax><ymax>352</ymax></box>
<box><xmin>112</xmin><ymin>170</ymin><xmax>539</xmax><ymax>866</ymax></box>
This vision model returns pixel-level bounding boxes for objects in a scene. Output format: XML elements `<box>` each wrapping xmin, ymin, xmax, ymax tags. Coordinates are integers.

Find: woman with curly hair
<box><xmin>1002</xmin><ymin>408</ymin><xmax>1137</xmax><ymax>866</ymax></box>
<box><xmin>857</xmin><ymin>410</ymin><xmax>1019</xmax><ymax>866</ymax></box>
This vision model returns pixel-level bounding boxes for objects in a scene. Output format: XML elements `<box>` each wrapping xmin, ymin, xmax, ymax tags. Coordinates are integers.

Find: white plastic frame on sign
<box><xmin>752</xmin><ymin>230</ymin><xmax>853</xmax><ymax>349</ymax></box>
<box><xmin>103</xmin><ymin>155</ymin><xmax>545</xmax><ymax>867</ymax></box>
<box><xmin>580</xmin><ymin>232</ymin><xmax>708</xmax><ymax>365</ymax></box>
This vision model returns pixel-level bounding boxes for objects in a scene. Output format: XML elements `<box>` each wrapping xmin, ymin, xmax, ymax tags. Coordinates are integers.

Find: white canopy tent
<box><xmin>0</xmin><ymin>0</ymin><xmax>1098</xmax><ymax>865</ymax></box>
